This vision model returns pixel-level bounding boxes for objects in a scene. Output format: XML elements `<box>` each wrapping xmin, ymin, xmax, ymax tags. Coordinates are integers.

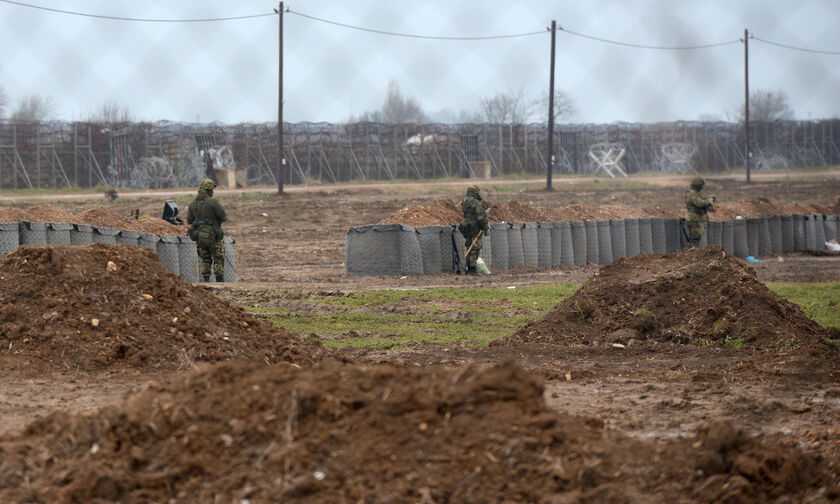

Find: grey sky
<box><xmin>1</xmin><ymin>0</ymin><xmax>838</xmax><ymax>124</ymax></box>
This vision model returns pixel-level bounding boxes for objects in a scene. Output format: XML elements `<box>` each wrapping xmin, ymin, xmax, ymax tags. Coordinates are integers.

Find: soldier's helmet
<box><xmin>466</xmin><ymin>185</ymin><xmax>481</xmax><ymax>199</ymax></box>
<box><xmin>199</xmin><ymin>178</ymin><xmax>217</xmax><ymax>191</ymax></box>
<box><xmin>690</xmin><ymin>176</ymin><xmax>705</xmax><ymax>190</ymax></box>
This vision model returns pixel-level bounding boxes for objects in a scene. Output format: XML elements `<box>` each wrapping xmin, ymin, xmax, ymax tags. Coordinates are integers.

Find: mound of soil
<box><xmin>378</xmin><ymin>198</ymin><xmax>462</xmax><ymax>227</ymax></box>
<box><xmin>75</xmin><ymin>206</ymin><xmax>186</xmax><ymax>235</ymax></box>
<box><xmin>499</xmin><ymin>246</ymin><xmax>838</xmax><ymax>351</ymax></box>
<box><xmin>0</xmin><ymin>359</ymin><xmax>834</xmax><ymax>502</ymax></box>
<box><xmin>0</xmin><ymin>244</ymin><xmax>325</xmax><ymax>372</ymax></box>
<box><xmin>0</xmin><ymin>205</ymin><xmax>185</xmax><ymax>235</ymax></box>
<box><xmin>378</xmin><ymin>197</ymin><xmax>840</xmax><ymax>226</ymax></box>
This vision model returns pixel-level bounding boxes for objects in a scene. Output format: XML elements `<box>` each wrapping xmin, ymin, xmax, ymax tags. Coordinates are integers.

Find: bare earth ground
<box><xmin>1</xmin><ymin>172</ymin><xmax>839</xmax><ymax>484</ymax></box>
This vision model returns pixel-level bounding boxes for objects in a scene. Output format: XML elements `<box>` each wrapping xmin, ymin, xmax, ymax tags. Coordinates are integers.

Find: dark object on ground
<box><xmin>162</xmin><ymin>200</ymin><xmax>183</xmax><ymax>225</ymax></box>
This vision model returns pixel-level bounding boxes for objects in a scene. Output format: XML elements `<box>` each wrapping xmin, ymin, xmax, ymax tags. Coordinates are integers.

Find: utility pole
<box><xmin>744</xmin><ymin>28</ymin><xmax>751</xmax><ymax>183</ymax></box>
<box><xmin>546</xmin><ymin>20</ymin><xmax>556</xmax><ymax>190</ymax></box>
<box><xmin>277</xmin><ymin>1</ymin><xmax>285</xmax><ymax>193</ymax></box>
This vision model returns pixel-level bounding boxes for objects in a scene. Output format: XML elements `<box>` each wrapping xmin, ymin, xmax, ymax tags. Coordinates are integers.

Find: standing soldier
<box><xmin>459</xmin><ymin>185</ymin><xmax>489</xmax><ymax>275</ymax></box>
<box><xmin>188</xmin><ymin>178</ymin><xmax>227</xmax><ymax>282</ymax></box>
<box><xmin>685</xmin><ymin>176</ymin><xmax>715</xmax><ymax>248</ymax></box>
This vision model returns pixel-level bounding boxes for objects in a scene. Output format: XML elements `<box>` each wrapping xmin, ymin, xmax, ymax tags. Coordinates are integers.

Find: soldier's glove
<box><xmin>710</xmin><ymin>195</ymin><xmax>716</xmax><ymax>203</ymax></box>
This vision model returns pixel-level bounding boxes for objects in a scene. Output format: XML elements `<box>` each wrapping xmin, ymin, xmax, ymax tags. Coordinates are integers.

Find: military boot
<box><xmin>216</xmin><ymin>274</ymin><xmax>224</xmax><ymax>283</ymax></box>
<box><xmin>202</xmin><ymin>275</ymin><xmax>210</xmax><ymax>282</ymax></box>
<box><xmin>466</xmin><ymin>265</ymin><xmax>478</xmax><ymax>275</ymax></box>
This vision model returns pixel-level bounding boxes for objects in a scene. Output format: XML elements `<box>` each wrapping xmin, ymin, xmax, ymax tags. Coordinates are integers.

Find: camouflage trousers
<box><xmin>686</xmin><ymin>219</ymin><xmax>706</xmax><ymax>248</ymax></box>
<box><xmin>198</xmin><ymin>240</ymin><xmax>225</xmax><ymax>277</ymax></box>
<box><xmin>465</xmin><ymin>234</ymin><xmax>483</xmax><ymax>267</ymax></box>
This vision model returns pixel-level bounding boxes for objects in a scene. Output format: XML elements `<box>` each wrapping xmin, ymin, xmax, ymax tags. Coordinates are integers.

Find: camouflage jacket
<box><xmin>685</xmin><ymin>189</ymin><xmax>713</xmax><ymax>221</ymax></box>
<box><xmin>188</xmin><ymin>189</ymin><xmax>227</xmax><ymax>233</ymax></box>
<box><xmin>460</xmin><ymin>195</ymin><xmax>488</xmax><ymax>236</ymax></box>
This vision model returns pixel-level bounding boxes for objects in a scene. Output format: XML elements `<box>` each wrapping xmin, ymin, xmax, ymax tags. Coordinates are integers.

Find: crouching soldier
<box><xmin>188</xmin><ymin>178</ymin><xmax>227</xmax><ymax>282</ymax></box>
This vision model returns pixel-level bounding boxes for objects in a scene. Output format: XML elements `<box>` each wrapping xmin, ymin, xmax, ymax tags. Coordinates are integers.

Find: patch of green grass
<box><xmin>250</xmin><ymin>284</ymin><xmax>578</xmax><ymax>349</ymax></box>
<box><xmin>724</xmin><ymin>335</ymin><xmax>745</xmax><ymax>349</ymax></box>
<box><xmin>633</xmin><ymin>307</ymin><xmax>653</xmax><ymax>316</ymax></box>
<box><xmin>768</xmin><ymin>282</ymin><xmax>840</xmax><ymax>329</ymax></box>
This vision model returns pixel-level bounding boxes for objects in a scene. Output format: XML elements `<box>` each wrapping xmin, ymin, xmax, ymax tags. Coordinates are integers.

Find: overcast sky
<box><xmin>1</xmin><ymin>0</ymin><xmax>838</xmax><ymax>124</ymax></box>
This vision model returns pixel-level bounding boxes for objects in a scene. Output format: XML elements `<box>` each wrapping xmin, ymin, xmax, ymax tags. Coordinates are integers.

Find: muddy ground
<box><xmin>0</xmin><ymin>172</ymin><xmax>838</xmax><ymax>499</ymax></box>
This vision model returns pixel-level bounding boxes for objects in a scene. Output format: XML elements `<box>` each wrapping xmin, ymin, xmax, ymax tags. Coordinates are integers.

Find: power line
<box><xmin>287</xmin><ymin>8</ymin><xmax>546</xmax><ymax>40</ymax></box>
<box><xmin>751</xmin><ymin>35</ymin><xmax>840</xmax><ymax>55</ymax></box>
<box><xmin>558</xmin><ymin>26</ymin><xmax>741</xmax><ymax>50</ymax></box>
<box><xmin>0</xmin><ymin>0</ymin><xmax>274</xmax><ymax>22</ymax></box>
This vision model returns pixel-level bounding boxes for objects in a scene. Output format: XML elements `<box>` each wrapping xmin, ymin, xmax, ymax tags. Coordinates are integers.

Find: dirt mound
<box><xmin>378</xmin><ymin>197</ymin><xmax>840</xmax><ymax>226</ymax></box>
<box><xmin>76</xmin><ymin>206</ymin><xmax>186</xmax><ymax>235</ymax></box>
<box><xmin>500</xmin><ymin>246</ymin><xmax>837</xmax><ymax>351</ymax></box>
<box><xmin>0</xmin><ymin>359</ymin><xmax>834</xmax><ymax>503</ymax></box>
<box><xmin>0</xmin><ymin>244</ymin><xmax>325</xmax><ymax>372</ymax></box>
<box><xmin>378</xmin><ymin>198</ymin><xmax>462</xmax><ymax>226</ymax></box>
<box><xmin>0</xmin><ymin>205</ymin><xmax>185</xmax><ymax>235</ymax></box>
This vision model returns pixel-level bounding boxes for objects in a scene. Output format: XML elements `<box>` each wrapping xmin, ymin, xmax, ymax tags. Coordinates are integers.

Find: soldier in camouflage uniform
<box><xmin>459</xmin><ymin>185</ymin><xmax>489</xmax><ymax>275</ymax></box>
<box><xmin>685</xmin><ymin>176</ymin><xmax>715</xmax><ymax>248</ymax></box>
<box><xmin>187</xmin><ymin>178</ymin><xmax>227</xmax><ymax>282</ymax></box>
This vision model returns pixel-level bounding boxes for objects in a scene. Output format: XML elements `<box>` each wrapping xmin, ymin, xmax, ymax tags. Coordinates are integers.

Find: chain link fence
<box><xmin>0</xmin><ymin>118</ymin><xmax>838</xmax><ymax>189</ymax></box>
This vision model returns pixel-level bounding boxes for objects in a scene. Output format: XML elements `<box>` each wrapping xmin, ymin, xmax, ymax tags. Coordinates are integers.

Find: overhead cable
<box><xmin>0</xmin><ymin>0</ymin><xmax>274</xmax><ymax>22</ymax></box>
<box><xmin>751</xmin><ymin>35</ymin><xmax>840</xmax><ymax>55</ymax></box>
<box><xmin>558</xmin><ymin>26</ymin><xmax>741</xmax><ymax>50</ymax></box>
<box><xmin>287</xmin><ymin>9</ymin><xmax>546</xmax><ymax>40</ymax></box>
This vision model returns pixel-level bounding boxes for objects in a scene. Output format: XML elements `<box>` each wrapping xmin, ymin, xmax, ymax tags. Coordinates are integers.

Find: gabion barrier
<box><xmin>507</xmin><ymin>224</ymin><xmax>525</xmax><ymax>269</ymax></box>
<box><xmin>0</xmin><ymin>222</ymin><xmax>19</xmax><ymax>254</ymax></box>
<box><xmin>610</xmin><ymin>219</ymin><xmax>627</xmax><ymax>261</ymax></box>
<box><xmin>597</xmin><ymin>220</ymin><xmax>612</xmax><ymax>265</ymax></box>
<box><xmin>521</xmin><ymin>223</ymin><xmax>539</xmax><ymax>268</ymax></box>
<box><xmin>585</xmin><ymin>220</ymin><xmax>599</xmax><ymax>265</ymax></box>
<box><xmin>769</xmin><ymin>215</ymin><xmax>783</xmax><ymax>254</ymax></box>
<box><xmin>478</xmin><ymin>230</ymin><xmax>492</xmax><ymax>268</ymax></box>
<box><xmin>746</xmin><ymin>218</ymin><xmax>760</xmax><ymax>257</ymax></box>
<box><xmin>488</xmin><ymin>222</ymin><xmax>509</xmax><ymax>271</ymax></box>
<box><xmin>178</xmin><ymin>236</ymin><xmax>200</xmax><ymax>282</ymax></box>
<box><xmin>758</xmin><ymin>216</ymin><xmax>772</xmax><ymax>257</ymax></box>
<box><xmin>20</xmin><ymin>222</ymin><xmax>47</xmax><ymax>245</ymax></box>
<box><xmin>157</xmin><ymin>235</ymin><xmax>180</xmax><ymax>277</ymax></box>
<box><xmin>571</xmin><ymin>221</ymin><xmax>587</xmax><ymax>267</ymax></box>
<box><xmin>47</xmin><ymin>223</ymin><xmax>73</xmax><ymax>245</ymax></box>
<box><xmin>650</xmin><ymin>218</ymin><xmax>666</xmax><ymax>254</ymax></box>
<box><xmin>707</xmin><ymin>221</ymin><xmax>722</xmax><ymax>248</ymax></box>
<box><xmin>117</xmin><ymin>230</ymin><xmax>140</xmax><ymax>247</ymax></box>
<box><xmin>825</xmin><ymin>215</ymin><xmax>838</xmax><ymax>242</ymax></box>
<box><xmin>793</xmin><ymin>214</ymin><xmax>806</xmax><ymax>252</ymax></box>
<box><xmin>638</xmin><ymin>218</ymin><xmax>653</xmax><ymax>255</ymax></box>
<box><xmin>93</xmin><ymin>227</ymin><xmax>120</xmax><ymax>245</ymax></box>
<box><xmin>624</xmin><ymin>218</ymin><xmax>640</xmax><ymax>258</ymax></box>
<box><xmin>417</xmin><ymin>226</ymin><xmax>445</xmax><ymax>275</ymax></box>
<box><xmin>345</xmin><ymin>224</ymin><xmax>420</xmax><ymax>275</ymax></box>
<box><xmin>781</xmin><ymin>215</ymin><xmax>794</xmax><ymax>254</ymax></box>
<box><xmin>344</xmin><ymin>213</ymin><xmax>839</xmax><ymax>275</ymax></box>
<box><xmin>559</xmin><ymin>222</ymin><xmax>575</xmax><ymax>267</ymax></box>
<box><xmin>0</xmin><ymin>222</ymin><xmax>234</xmax><ymax>281</ymax></box>
<box><xmin>722</xmin><ymin>220</ymin><xmax>735</xmax><ymax>255</ymax></box>
<box><xmin>665</xmin><ymin>219</ymin><xmax>682</xmax><ymax>253</ymax></box>
<box><xmin>139</xmin><ymin>232</ymin><xmax>159</xmax><ymax>250</ymax></box>
<box><xmin>537</xmin><ymin>222</ymin><xmax>552</xmax><ymax>269</ymax></box>
<box><xmin>733</xmin><ymin>218</ymin><xmax>749</xmax><ymax>258</ymax></box>
<box><xmin>71</xmin><ymin>224</ymin><xmax>93</xmax><ymax>244</ymax></box>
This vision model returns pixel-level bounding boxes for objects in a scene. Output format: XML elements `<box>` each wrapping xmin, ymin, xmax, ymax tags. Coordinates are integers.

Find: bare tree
<box><xmin>749</xmin><ymin>89</ymin><xmax>794</xmax><ymax>121</ymax></box>
<box><xmin>89</xmin><ymin>102</ymin><xmax>133</xmax><ymax>123</ymax></box>
<box><xmin>0</xmin><ymin>86</ymin><xmax>8</xmax><ymax>119</ymax></box>
<box><xmin>727</xmin><ymin>89</ymin><xmax>795</xmax><ymax>122</ymax></box>
<box><xmin>381</xmin><ymin>80</ymin><xmax>426</xmax><ymax>123</ymax></box>
<box><xmin>532</xmin><ymin>89</ymin><xmax>576</xmax><ymax>123</ymax></box>
<box><xmin>480</xmin><ymin>87</ymin><xmax>531</xmax><ymax>124</ymax></box>
<box><xmin>9</xmin><ymin>94</ymin><xmax>57</xmax><ymax>122</ymax></box>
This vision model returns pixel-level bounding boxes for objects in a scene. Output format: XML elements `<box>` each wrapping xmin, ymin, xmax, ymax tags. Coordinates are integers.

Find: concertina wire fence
<box><xmin>1</xmin><ymin>118</ymin><xmax>839</xmax><ymax>190</ymax></box>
